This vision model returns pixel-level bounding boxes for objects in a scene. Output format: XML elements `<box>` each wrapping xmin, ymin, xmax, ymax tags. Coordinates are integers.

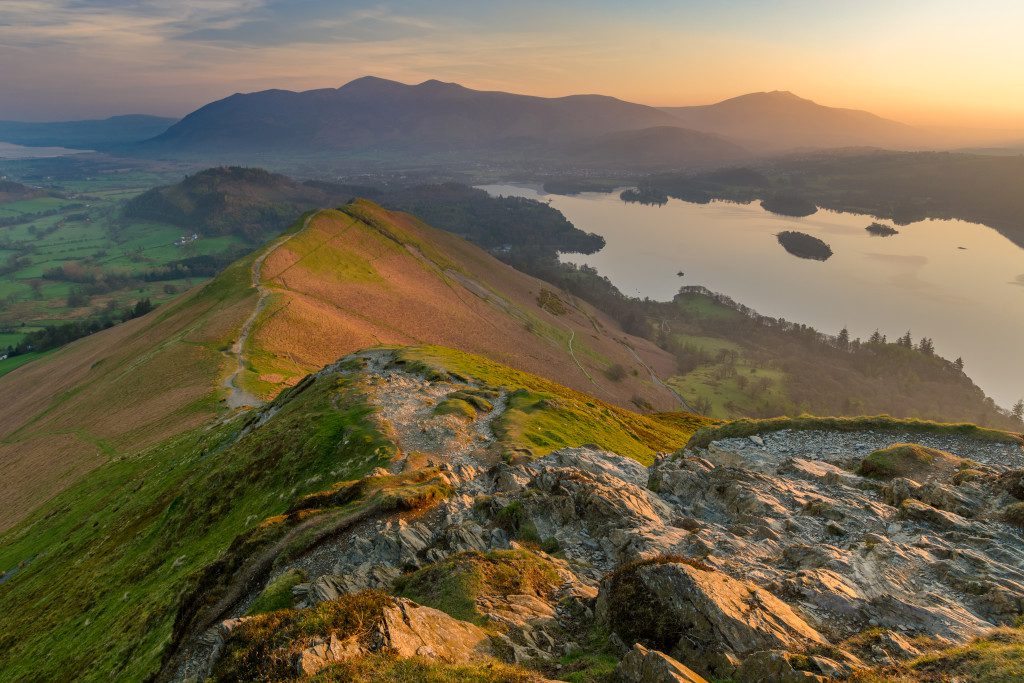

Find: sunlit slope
<box><xmin>0</xmin><ymin>346</ymin><xmax>709</xmax><ymax>682</ymax></box>
<box><xmin>0</xmin><ymin>199</ymin><xmax>678</xmax><ymax>531</ymax></box>
<box><xmin>237</xmin><ymin>199</ymin><xmax>678</xmax><ymax>410</ymax></box>
<box><xmin>0</xmin><ymin>255</ymin><xmax>256</xmax><ymax>531</ymax></box>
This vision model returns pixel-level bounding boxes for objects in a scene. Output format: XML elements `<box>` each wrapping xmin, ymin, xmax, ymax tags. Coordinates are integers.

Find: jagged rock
<box><xmin>599</xmin><ymin>560</ymin><xmax>826</xmax><ymax>677</ymax></box>
<box><xmin>294</xmin><ymin>633</ymin><xmax>364</xmax><ymax>677</ymax></box>
<box><xmin>734</xmin><ymin>650</ymin><xmax>829</xmax><ymax>682</ymax></box>
<box><xmin>616</xmin><ymin>643</ymin><xmax>708</xmax><ymax>683</ymax></box>
<box><xmin>292</xmin><ymin>597</ymin><xmax>491</xmax><ymax>678</ymax></box>
<box><xmin>899</xmin><ymin>498</ymin><xmax>972</xmax><ymax>531</ymax></box>
<box><xmin>379</xmin><ymin>597</ymin><xmax>490</xmax><ymax>660</ymax></box>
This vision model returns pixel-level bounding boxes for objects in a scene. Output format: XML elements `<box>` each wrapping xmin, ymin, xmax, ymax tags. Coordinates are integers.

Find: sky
<box><xmin>2</xmin><ymin>0</ymin><xmax>1023</xmax><ymax>128</ymax></box>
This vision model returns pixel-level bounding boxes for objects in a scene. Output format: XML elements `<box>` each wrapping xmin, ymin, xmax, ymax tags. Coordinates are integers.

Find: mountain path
<box><xmin>222</xmin><ymin>213</ymin><xmax>316</xmax><ymax>409</ymax></box>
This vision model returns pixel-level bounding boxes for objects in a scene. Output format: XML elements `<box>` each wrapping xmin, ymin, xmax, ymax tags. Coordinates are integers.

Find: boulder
<box><xmin>293</xmin><ymin>597</ymin><xmax>490</xmax><ymax>678</ymax></box>
<box><xmin>735</xmin><ymin>650</ymin><xmax>829</xmax><ymax>682</ymax></box>
<box><xmin>600</xmin><ymin>560</ymin><xmax>826</xmax><ymax>677</ymax></box>
<box><xmin>378</xmin><ymin>597</ymin><xmax>490</xmax><ymax>660</ymax></box>
<box><xmin>616</xmin><ymin>643</ymin><xmax>708</xmax><ymax>683</ymax></box>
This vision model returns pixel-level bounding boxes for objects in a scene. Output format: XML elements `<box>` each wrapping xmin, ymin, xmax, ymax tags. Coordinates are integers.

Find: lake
<box><xmin>0</xmin><ymin>141</ymin><xmax>87</xmax><ymax>159</ymax></box>
<box><xmin>479</xmin><ymin>184</ymin><xmax>1024</xmax><ymax>408</ymax></box>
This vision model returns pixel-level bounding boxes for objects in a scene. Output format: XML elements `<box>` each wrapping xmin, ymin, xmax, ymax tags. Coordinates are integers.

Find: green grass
<box><xmin>0</xmin><ymin>366</ymin><xmax>394</xmax><ymax>682</ymax></box>
<box><xmin>0</xmin><ymin>349</ymin><xmax>54</xmax><ymax>378</ymax></box>
<box><xmin>215</xmin><ymin>589</ymin><xmax>393</xmax><ymax>681</ymax></box>
<box><xmin>244</xmin><ymin>568</ymin><xmax>307</xmax><ymax>616</ymax></box>
<box><xmin>669</xmin><ymin>362</ymin><xmax>788</xmax><ymax>419</ymax></box>
<box><xmin>853</xmin><ymin>627</ymin><xmax>1024</xmax><ymax>682</ymax></box>
<box><xmin>673</xmin><ymin>291</ymin><xmax>743</xmax><ymax>321</ymax></box>
<box><xmin>394</xmin><ymin>549</ymin><xmax>561</xmax><ymax>626</ymax></box>
<box><xmin>858</xmin><ymin>443</ymin><xmax>962</xmax><ymax>480</ymax></box>
<box><xmin>397</xmin><ymin>346</ymin><xmax>713</xmax><ymax>465</ymax></box>
<box><xmin>686</xmin><ymin>414</ymin><xmax>1024</xmax><ymax>450</ymax></box>
<box><xmin>434</xmin><ymin>397</ymin><xmax>478</xmax><ymax>420</ymax></box>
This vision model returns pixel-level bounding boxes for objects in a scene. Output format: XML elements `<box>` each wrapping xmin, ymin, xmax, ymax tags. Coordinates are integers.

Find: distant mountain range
<box><xmin>0</xmin><ymin>114</ymin><xmax>177</xmax><ymax>150</ymax></box>
<box><xmin>0</xmin><ymin>79</ymin><xmax>934</xmax><ymax>166</ymax></box>
<box><xmin>136</xmin><ymin>77</ymin><xmax>926</xmax><ymax>167</ymax></box>
<box><xmin>661</xmin><ymin>90</ymin><xmax>922</xmax><ymax>151</ymax></box>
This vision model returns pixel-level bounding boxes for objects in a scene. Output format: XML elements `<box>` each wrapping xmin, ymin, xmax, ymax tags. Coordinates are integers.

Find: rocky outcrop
<box><xmin>599</xmin><ymin>559</ymin><xmax>826</xmax><ymax>676</ymax></box>
<box><xmin>615</xmin><ymin>644</ymin><xmax>708</xmax><ymax>683</ymax></box>
<box><xmin>292</xmin><ymin>597</ymin><xmax>490</xmax><ymax>677</ymax></box>
<box><xmin>169</xmin><ymin>360</ymin><xmax>1024</xmax><ymax>681</ymax></box>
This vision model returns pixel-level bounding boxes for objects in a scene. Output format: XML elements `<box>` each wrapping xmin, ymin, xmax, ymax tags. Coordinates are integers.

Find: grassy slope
<box><xmin>238</xmin><ymin>200</ymin><xmax>680</xmax><ymax>413</ymax></box>
<box><xmin>0</xmin><ymin>253</ymin><xmax>255</xmax><ymax>531</ymax></box>
<box><xmin>0</xmin><ymin>346</ymin><xmax>709</xmax><ymax>682</ymax></box>
<box><xmin>398</xmin><ymin>346</ymin><xmax>712</xmax><ymax>464</ymax></box>
<box><xmin>0</xmin><ymin>198</ymin><xmax>681</xmax><ymax>532</ymax></box>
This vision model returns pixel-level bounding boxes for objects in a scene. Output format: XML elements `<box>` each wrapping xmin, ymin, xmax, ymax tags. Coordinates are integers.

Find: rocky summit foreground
<box><xmin>156</xmin><ymin>349</ymin><xmax>1024</xmax><ymax>682</ymax></box>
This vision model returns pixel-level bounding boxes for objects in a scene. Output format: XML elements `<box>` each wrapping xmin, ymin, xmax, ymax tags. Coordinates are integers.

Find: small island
<box><xmin>776</xmin><ymin>230</ymin><xmax>833</xmax><ymax>261</ymax></box>
<box><xmin>866</xmin><ymin>222</ymin><xmax>899</xmax><ymax>236</ymax></box>
<box><xmin>760</xmin><ymin>192</ymin><xmax>817</xmax><ymax>217</ymax></box>
<box><xmin>620</xmin><ymin>187</ymin><xmax>668</xmax><ymax>205</ymax></box>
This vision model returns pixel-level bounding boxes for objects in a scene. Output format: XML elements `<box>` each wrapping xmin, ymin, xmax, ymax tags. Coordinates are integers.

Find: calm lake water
<box><xmin>479</xmin><ymin>184</ymin><xmax>1024</xmax><ymax>408</ymax></box>
<box><xmin>0</xmin><ymin>141</ymin><xmax>87</xmax><ymax>159</ymax></box>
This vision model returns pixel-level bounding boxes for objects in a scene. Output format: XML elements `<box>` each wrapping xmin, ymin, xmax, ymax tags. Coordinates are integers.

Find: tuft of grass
<box><xmin>858</xmin><ymin>443</ymin><xmax>962</xmax><ymax>480</ymax></box>
<box><xmin>853</xmin><ymin>626</ymin><xmax>1024</xmax><ymax>682</ymax></box>
<box><xmin>686</xmin><ymin>414</ymin><xmax>1023</xmax><ymax>450</ymax></box>
<box><xmin>215</xmin><ymin>589</ymin><xmax>393</xmax><ymax>681</ymax></box>
<box><xmin>394</xmin><ymin>549</ymin><xmax>561</xmax><ymax>626</ymax></box>
<box><xmin>245</xmin><ymin>568</ymin><xmax>307</xmax><ymax>616</ymax></box>
<box><xmin>1002</xmin><ymin>502</ymin><xmax>1024</xmax><ymax>527</ymax></box>
<box><xmin>434</xmin><ymin>398</ymin><xmax>478</xmax><ymax>421</ymax></box>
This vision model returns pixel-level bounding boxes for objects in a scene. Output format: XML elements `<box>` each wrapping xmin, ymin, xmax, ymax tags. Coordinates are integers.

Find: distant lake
<box><xmin>0</xmin><ymin>141</ymin><xmax>87</xmax><ymax>159</ymax></box>
<box><xmin>479</xmin><ymin>184</ymin><xmax>1024</xmax><ymax>408</ymax></box>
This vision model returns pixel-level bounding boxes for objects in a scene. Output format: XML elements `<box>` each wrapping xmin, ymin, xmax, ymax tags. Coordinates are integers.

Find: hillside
<box><xmin>0</xmin><ymin>344</ymin><xmax>1021</xmax><ymax>681</ymax></box>
<box><xmin>0</xmin><ymin>180</ymin><xmax>45</xmax><ymax>203</ymax></box>
<box><xmin>0</xmin><ymin>114</ymin><xmax>176</xmax><ymax>149</ymax></box>
<box><xmin>662</xmin><ymin>90</ymin><xmax>921</xmax><ymax>151</ymax></box>
<box><xmin>139</xmin><ymin>76</ymin><xmax>684</xmax><ymax>157</ymax></box>
<box><xmin>122</xmin><ymin>166</ymin><xmax>362</xmax><ymax>242</ymax></box>
<box><xmin>0</xmin><ymin>199</ymin><xmax>681</xmax><ymax>531</ymax></box>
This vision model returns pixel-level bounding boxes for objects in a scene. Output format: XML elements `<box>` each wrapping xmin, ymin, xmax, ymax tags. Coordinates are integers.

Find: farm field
<box><xmin>0</xmin><ymin>160</ymin><xmax>250</xmax><ymax>360</ymax></box>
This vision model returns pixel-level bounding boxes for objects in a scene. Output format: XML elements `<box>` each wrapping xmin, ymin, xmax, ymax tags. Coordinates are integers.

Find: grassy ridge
<box><xmin>397</xmin><ymin>345</ymin><xmax>714</xmax><ymax>464</ymax></box>
<box><xmin>0</xmin><ymin>364</ymin><xmax>392</xmax><ymax>681</ymax></box>
<box><xmin>686</xmin><ymin>414</ymin><xmax>1024</xmax><ymax>450</ymax></box>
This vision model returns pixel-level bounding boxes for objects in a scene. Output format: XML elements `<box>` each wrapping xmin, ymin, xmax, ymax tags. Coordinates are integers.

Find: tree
<box><xmin>954</xmin><ymin>357</ymin><xmax>965</xmax><ymax>372</ymax></box>
<box><xmin>1012</xmin><ymin>399</ymin><xmax>1024</xmax><ymax>423</ymax></box>
<box><xmin>836</xmin><ymin>327</ymin><xmax>850</xmax><ymax>350</ymax></box>
<box><xmin>897</xmin><ymin>331</ymin><xmax>913</xmax><ymax>348</ymax></box>
<box><xmin>917</xmin><ymin>337</ymin><xmax>934</xmax><ymax>356</ymax></box>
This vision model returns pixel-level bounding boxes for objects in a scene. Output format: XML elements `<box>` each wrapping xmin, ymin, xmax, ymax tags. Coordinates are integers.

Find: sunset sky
<box><xmin>2</xmin><ymin>0</ymin><xmax>1023</xmax><ymax>128</ymax></box>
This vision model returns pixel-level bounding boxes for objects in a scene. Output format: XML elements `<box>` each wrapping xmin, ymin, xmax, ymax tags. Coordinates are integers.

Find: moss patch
<box><xmin>245</xmin><ymin>568</ymin><xmax>307</xmax><ymax>616</ymax></box>
<box><xmin>687</xmin><ymin>415</ymin><xmax>1023</xmax><ymax>450</ymax></box>
<box><xmin>1001</xmin><ymin>502</ymin><xmax>1024</xmax><ymax>527</ymax></box>
<box><xmin>394</xmin><ymin>549</ymin><xmax>561</xmax><ymax>625</ymax></box>
<box><xmin>858</xmin><ymin>443</ymin><xmax>962</xmax><ymax>480</ymax></box>
<box><xmin>215</xmin><ymin>590</ymin><xmax>392</xmax><ymax>681</ymax></box>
